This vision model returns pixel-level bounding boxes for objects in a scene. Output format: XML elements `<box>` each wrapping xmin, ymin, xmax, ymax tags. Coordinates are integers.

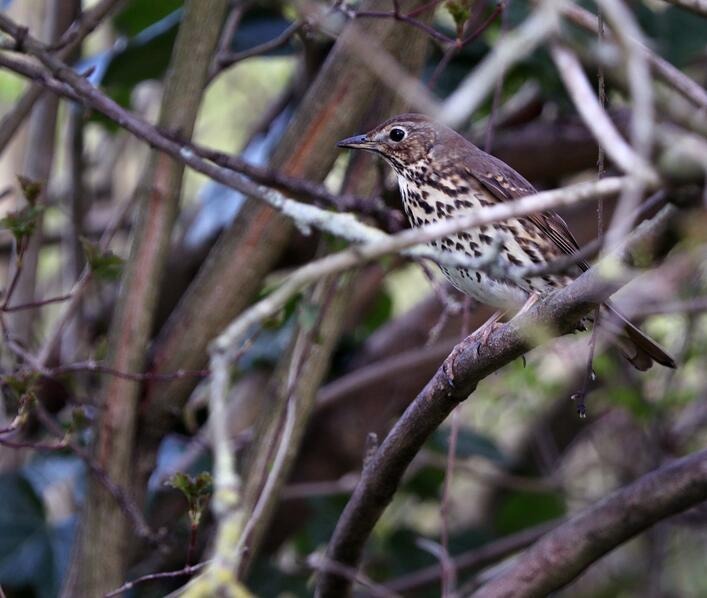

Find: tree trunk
<box><xmin>62</xmin><ymin>2</ymin><xmax>229</xmax><ymax>595</ymax></box>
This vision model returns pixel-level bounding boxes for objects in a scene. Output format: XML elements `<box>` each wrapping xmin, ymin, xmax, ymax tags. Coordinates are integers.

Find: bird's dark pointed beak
<box><xmin>336</xmin><ymin>134</ymin><xmax>375</xmax><ymax>150</ymax></box>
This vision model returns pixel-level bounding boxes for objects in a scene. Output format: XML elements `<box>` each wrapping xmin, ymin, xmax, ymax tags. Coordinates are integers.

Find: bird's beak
<box><xmin>336</xmin><ymin>134</ymin><xmax>376</xmax><ymax>150</ymax></box>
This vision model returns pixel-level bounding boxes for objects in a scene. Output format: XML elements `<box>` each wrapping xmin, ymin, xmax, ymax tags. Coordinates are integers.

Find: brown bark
<box><xmin>233</xmin><ymin>5</ymin><xmax>434</xmax><ymax>573</ymax></box>
<box><xmin>136</xmin><ymin>0</ymin><xmax>437</xmax><ymax>500</ymax></box>
<box><xmin>63</xmin><ymin>2</ymin><xmax>229</xmax><ymax>595</ymax></box>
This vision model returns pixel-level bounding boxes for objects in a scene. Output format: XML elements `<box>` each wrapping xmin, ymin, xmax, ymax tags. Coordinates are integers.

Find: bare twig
<box><xmin>439</xmin><ymin>407</ymin><xmax>459</xmax><ymax>596</ymax></box>
<box><xmin>561</xmin><ymin>4</ymin><xmax>707</xmax><ymax>110</ymax></box>
<box><xmin>2</xmin><ymin>292</ymin><xmax>73</xmax><ymax>312</ymax></box>
<box><xmin>104</xmin><ymin>562</ymin><xmax>209</xmax><ymax>598</ymax></box>
<box><xmin>0</xmin><ymin>0</ymin><xmax>124</xmax><ymax>155</ymax></box>
<box><xmin>216</xmin><ymin>20</ymin><xmax>304</xmax><ymax>71</ymax></box>
<box><xmin>49</xmin><ymin>0</ymin><xmax>126</xmax><ymax>51</ymax></box>
<box><xmin>442</xmin><ymin>0</ymin><xmax>562</xmax><ymax>127</ymax></box>
<box><xmin>550</xmin><ymin>43</ymin><xmax>657</xmax><ymax>182</ymax></box>
<box><xmin>343</xmin><ymin>1</ymin><xmax>451</xmax><ymax>45</ymax></box>
<box><xmin>386</xmin><ymin>520</ymin><xmax>559</xmax><ymax>593</ymax></box>
<box><xmin>308</xmin><ymin>554</ymin><xmax>401</xmax><ymax>598</ymax></box>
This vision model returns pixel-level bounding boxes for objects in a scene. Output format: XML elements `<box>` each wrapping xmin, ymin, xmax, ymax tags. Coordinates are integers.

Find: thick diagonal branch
<box><xmin>314</xmin><ymin>205</ymin><xmax>677</xmax><ymax>597</ymax></box>
<box><xmin>472</xmin><ymin>448</ymin><xmax>707</xmax><ymax>597</ymax></box>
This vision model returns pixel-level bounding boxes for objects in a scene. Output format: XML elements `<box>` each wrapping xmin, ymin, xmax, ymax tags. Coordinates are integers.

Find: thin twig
<box><xmin>439</xmin><ymin>407</ymin><xmax>460</xmax><ymax>596</ymax></box>
<box><xmin>216</xmin><ymin>20</ymin><xmax>304</xmax><ymax>71</ymax></box>
<box><xmin>442</xmin><ymin>0</ymin><xmax>562</xmax><ymax>127</ymax></box>
<box><xmin>308</xmin><ymin>554</ymin><xmax>402</xmax><ymax>598</ymax></box>
<box><xmin>386</xmin><ymin>520</ymin><xmax>559</xmax><ymax>593</ymax></box>
<box><xmin>561</xmin><ymin>4</ymin><xmax>707</xmax><ymax>110</ymax></box>
<box><xmin>2</xmin><ymin>292</ymin><xmax>73</xmax><ymax>312</ymax></box>
<box><xmin>34</xmin><ymin>405</ymin><xmax>158</xmax><ymax>542</ymax></box>
<box><xmin>104</xmin><ymin>562</ymin><xmax>209</xmax><ymax>598</ymax></box>
<box><xmin>46</xmin><ymin>361</ymin><xmax>209</xmax><ymax>382</ymax></box>
<box><xmin>315</xmin><ymin>204</ymin><xmax>677</xmax><ymax>596</ymax></box>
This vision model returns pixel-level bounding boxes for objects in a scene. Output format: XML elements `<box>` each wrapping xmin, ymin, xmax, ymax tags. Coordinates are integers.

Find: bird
<box><xmin>337</xmin><ymin>113</ymin><xmax>675</xmax><ymax>371</ymax></box>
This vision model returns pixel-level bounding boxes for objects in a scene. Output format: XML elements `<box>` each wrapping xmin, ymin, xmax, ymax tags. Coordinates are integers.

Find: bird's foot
<box><xmin>443</xmin><ymin>311</ymin><xmax>504</xmax><ymax>387</ymax></box>
<box><xmin>516</xmin><ymin>292</ymin><xmax>540</xmax><ymax>317</ymax></box>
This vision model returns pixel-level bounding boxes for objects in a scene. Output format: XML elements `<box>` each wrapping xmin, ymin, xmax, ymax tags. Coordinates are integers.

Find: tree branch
<box><xmin>0</xmin><ymin>0</ymin><xmax>124</xmax><ymax>155</ymax></box>
<box><xmin>314</xmin><ymin>204</ymin><xmax>677</xmax><ymax>597</ymax></box>
<box><xmin>472</xmin><ymin>448</ymin><xmax>707</xmax><ymax>597</ymax></box>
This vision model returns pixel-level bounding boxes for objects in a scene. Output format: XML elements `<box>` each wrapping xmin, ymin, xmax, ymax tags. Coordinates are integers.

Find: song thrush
<box><xmin>337</xmin><ymin>113</ymin><xmax>675</xmax><ymax>371</ymax></box>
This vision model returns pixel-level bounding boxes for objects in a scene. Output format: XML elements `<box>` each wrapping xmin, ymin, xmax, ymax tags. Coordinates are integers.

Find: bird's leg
<box><xmin>443</xmin><ymin>311</ymin><xmax>504</xmax><ymax>387</ymax></box>
<box><xmin>516</xmin><ymin>292</ymin><xmax>540</xmax><ymax>318</ymax></box>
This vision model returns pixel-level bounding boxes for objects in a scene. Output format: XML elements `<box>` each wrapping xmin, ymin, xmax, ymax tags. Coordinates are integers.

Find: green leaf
<box><xmin>112</xmin><ymin>0</ymin><xmax>183</xmax><ymax>36</ymax></box>
<box><xmin>0</xmin><ymin>472</ymin><xmax>75</xmax><ymax>598</ymax></box>
<box><xmin>0</xmin><ymin>204</ymin><xmax>44</xmax><ymax>244</ymax></box>
<box><xmin>446</xmin><ymin>0</ymin><xmax>473</xmax><ymax>32</ymax></box>
<box><xmin>2</xmin><ymin>372</ymin><xmax>39</xmax><ymax>399</ymax></box>
<box><xmin>494</xmin><ymin>490</ymin><xmax>565</xmax><ymax>534</ymax></box>
<box><xmin>403</xmin><ymin>464</ymin><xmax>445</xmax><ymax>500</ymax></box>
<box><xmin>429</xmin><ymin>426</ymin><xmax>509</xmax><ymax>464</ymax></box>
<box><xmin>80</xmin><ymin>238</ymin><xmax>124</xmax><ymax>281</ymax></box>
<box><xmin>167</xmin><ymin>471</ymin><xmax>212</xmax><ymax>525</ymax></box>
<box><xmin>16</xmin><ymin>175</ymin><xmax>42</xmax><ymax>204</ymax></box>
<box><xmin>67</xmin><ymin>408</ymin><xmax>90</xmax><ymax>434</ymax></box>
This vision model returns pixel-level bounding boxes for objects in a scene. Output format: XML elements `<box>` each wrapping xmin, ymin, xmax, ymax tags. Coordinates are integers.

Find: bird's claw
<box><xmin>443</xmin><ymin>314</ymin><xmax>504</xmax><ymax>388</ymax></box>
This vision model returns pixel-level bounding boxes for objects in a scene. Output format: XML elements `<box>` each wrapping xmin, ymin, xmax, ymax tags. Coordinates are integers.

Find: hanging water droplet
<box><xmin>570</xmin><ymin>392</ymin><xmax>582</xmax><ymax>402</ymax></box>
<box><xmin>590</xmin><ymin>369</ymin><xmax>597</xmax><ymax>381</ymax></box>
<box><xmin>578</xmin><ymin>408</ymin><xmax>588</xmax><ymax>419</ymax></box>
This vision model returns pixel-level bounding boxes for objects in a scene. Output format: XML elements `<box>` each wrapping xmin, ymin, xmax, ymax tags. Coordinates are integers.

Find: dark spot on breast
<box><xmin>527</xmin><ymin>250</ymin><xmax>542</xmax><ymax>264</ymax></box>
<box><xmin>507</xmin><ymin>253</ymin><xmax>523</xmax><ymax>266</ymax></box>
<box><xmin>419</xmin><ymin>200</ymin><xmax>434</xmax><ymax>215</ymax></box>
<box><xmin>479</xmin><ymin>233</ymin><xmax>493</xmax><ymax>244</ymax></box>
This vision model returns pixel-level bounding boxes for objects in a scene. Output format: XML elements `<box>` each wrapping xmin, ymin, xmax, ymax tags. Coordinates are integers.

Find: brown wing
<box><xmin>463</xmin><ymin>149</ymin><xmax>589</xmax><ymax>271</ymax></box>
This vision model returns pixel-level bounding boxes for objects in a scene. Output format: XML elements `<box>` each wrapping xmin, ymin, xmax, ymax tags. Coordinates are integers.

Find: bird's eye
<box><xmin>389</xmin><ymin>128</ymin><xmax>406</xmax><ymax>142</ymax></box>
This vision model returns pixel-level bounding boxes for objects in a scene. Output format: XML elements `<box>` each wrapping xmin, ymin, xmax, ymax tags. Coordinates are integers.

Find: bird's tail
<box><xmin>600</xmin><ymin>303</ymin><xmax>676</xmax><ymax>371</ymax></box>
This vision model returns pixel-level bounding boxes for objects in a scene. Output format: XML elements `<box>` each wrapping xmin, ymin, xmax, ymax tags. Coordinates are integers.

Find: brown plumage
<box><xmin>338</xmin><ymin>113</ymin><xmax>675</xmax><ymax>370</ymax></box>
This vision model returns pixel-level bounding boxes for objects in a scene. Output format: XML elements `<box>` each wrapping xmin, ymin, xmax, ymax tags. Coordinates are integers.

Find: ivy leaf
<box><xmin>80</xmin><ymin>238</ymin><xmax>124</xmax><ymax>281</ymax></box>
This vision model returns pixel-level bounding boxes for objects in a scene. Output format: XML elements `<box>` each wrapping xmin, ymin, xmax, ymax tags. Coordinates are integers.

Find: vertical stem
<box><xmin>7</xmin><ymin>0</ymin><xmax>78</xmax><ymax>347</ymax></box>
<box><xmin>578</xmin><ymin>10</ymin><xmax>607</xmax><ymax>417</ymax></box>
<box><xmin>61</xmin><ymin>104</ymin><xmax>86</xmax><ymax>363</ymax></box>
<box><xmin>63</xmin><ymin>2</ymin><xmax>229</xmax><ymax>595</ymax></box>
<box><xmin>439</xmin><ymin>407</ymin><xmax>460</xmax><ymax>596</ymax></box>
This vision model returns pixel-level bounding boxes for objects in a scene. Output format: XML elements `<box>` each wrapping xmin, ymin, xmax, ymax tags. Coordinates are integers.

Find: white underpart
<box><xmin>396</xmin><ymin>175</ymin><xmax>535</xmax><ymax>312</ymax></box>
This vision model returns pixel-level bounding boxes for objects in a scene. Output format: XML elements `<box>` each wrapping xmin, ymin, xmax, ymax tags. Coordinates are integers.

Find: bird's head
<box><xmin>336</xmin><ymin>113</ymin><xmax>443</xmax><ymax>169</ymax></box>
